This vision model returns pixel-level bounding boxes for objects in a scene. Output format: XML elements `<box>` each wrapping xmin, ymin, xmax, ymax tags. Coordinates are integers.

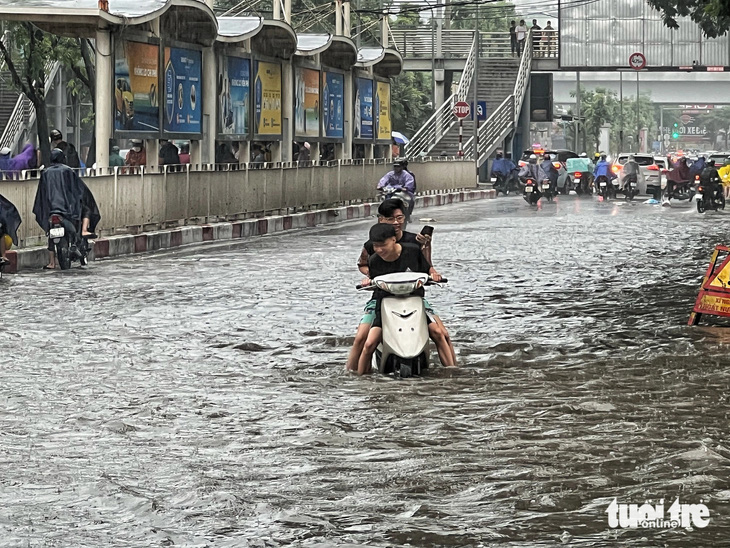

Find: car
<box><xmin>709</xmin><ymin>152</ymin><xmax>730</xmax><ymax>166</ymax></box>
<box><xmin>614</xmin><ymin>153</ymin><xmax>660</xmax><ymax>196</ymax></box>
<box><xmin>654</xmin><ymin>156</ymin><xmax>671</xmax><ymax>189</ymax></box>
<box><xmin>519</xmin><ymin>148</ymin><xmax>579</xmax><ymax>194</ymax></box>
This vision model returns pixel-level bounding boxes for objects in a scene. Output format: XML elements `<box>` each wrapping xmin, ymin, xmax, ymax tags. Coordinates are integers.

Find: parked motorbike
<box><xmin>48</xmin><ymin>214</ymin><xmax>90</xmax><ymax>270</ymax></box>
<box><xmin>357</xmin><ymin>272</ymin><xmax>447</xmax><ymax>378</ymax></box>
<box><xmin>695</xmin><ymin>181</ymin><xmax>726</xmax><ymax>213</ymax></box>
<box><xmin>522</xmin><ymin>177</ymin><xmax>540</xmax><ymax>205</ymax></box>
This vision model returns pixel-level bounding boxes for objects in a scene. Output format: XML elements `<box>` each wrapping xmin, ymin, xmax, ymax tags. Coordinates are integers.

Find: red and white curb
<box><xmin>5</xmin><ymin>189</ymin><xmax>496</xmax><ymax>273</ymax></box>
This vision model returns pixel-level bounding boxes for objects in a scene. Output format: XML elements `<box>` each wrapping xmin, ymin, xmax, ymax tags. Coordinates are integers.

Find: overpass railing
<box><xmin>463</xmin><ymin>33</ymin><xmax>533</xmax><ymax>162</ymax></box>
<box><xmin>404</xmin><ymin>32</ymin><xmax>477</xmax><ymax>159</ymax></box>
<box><xmin>0</xmin><ymin>158</ymin><xmax>476</xmax><ymax>248</ymax></box>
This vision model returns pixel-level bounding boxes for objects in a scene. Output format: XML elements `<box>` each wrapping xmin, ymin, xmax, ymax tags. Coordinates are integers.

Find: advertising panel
<box><xmin>294</xmin><ymin>67</ymin><xmax>320</xmax><ymax>138</ymax></box>
<box><xmin>354</xmin><ymin>77</ymin><xmax>373</xmax><ymax>140</ymax></box>
<box><xmin>375</xmin><ymin>80</ymin><xmax>391</xmax><ymax>141</ymax></box>
<box><xmin>163</xmin><ymin>47</ymin><xmax>202</xmax><ymax>134</ymax></box>
<box><xmin>254</xmin><ymin>61</ymin><xmax>282</xmax><ymax>136</ymax></box>
<box><xmin>219</xmin><ymin>56</ymin><xmax>250</xmax><ymax>136</ymax></box>
<box><xmin>323</xmin><ymin>71</ymin><xmax>344</xmax><ymax>139</ymax></box>
<box><xmin>114</xmin><ymin>40</ymin><xmax>160</xmax><ymax>132</ymax></box>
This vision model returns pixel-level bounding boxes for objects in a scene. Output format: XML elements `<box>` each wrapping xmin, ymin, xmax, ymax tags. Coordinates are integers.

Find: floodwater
<box><xmin>2</xmin><ymin>195</ymin><xmax>730</xmax><ymax>547</ymax></box>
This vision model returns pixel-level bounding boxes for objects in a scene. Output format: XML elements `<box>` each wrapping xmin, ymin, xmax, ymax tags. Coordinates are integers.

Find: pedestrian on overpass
<box><xmin>531</xmin><ymin>19</ymin><xmax>542</xmax><ymax>56</ymax></box>
<box><xmin>515</xmin><ymin>20</ymin><xmax>527</xmax><ymax>56</ymax></box>
<box><xmin>509</xmin><ymin>21</ymin><xmax>518</xmax><ymax>57</ymax></box>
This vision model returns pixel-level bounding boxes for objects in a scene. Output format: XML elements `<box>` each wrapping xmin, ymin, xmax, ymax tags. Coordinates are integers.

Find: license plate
<box><xmin>490</xmin><ymin>177</ymin><xmax>496</xmax><ymax>183</ymax></box>
<box><xmin>525</xmin><ymin>186</ymin><xmax>533</xmax><ymax>193</ymax></box>
<box><xmin>600</xmin><ymin>182</ymin><xmax>607</xmax><ymax>187</ymax></box>
<box><xmin>49</xmin><ymin>227</ymin><xmax>65</xmax><ymax>238</ymax></box>
<box><xmin>612</xmin><ymin>181</ymin><xmax>619</xmax><ymax>186</ymax></box>
<box><xmin>542</xmin><ymin>184</ymin><xmax>550</xmax><ymax>189</ymax></box>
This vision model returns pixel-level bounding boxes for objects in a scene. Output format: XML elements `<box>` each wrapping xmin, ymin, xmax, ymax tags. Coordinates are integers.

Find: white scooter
<box><xmin>357</xmin><ymin>272</ymin><xmax>447</xmax><ymax>378</ymax></box>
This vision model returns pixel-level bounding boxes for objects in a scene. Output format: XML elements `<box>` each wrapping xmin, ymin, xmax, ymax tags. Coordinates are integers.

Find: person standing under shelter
<box><xmin>108</xmin><ymin>146</ymin><xmax>125</xmax><ymax>169</ymax></box>
<box><xmin>125</xmin><ymin>139</ymin><xmax>147</xmax><ymax>172</ymax></box>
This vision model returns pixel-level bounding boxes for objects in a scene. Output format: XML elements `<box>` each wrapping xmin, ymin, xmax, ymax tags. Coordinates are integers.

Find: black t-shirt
<box><xmin>369</xmin><ymin>243</ymin><xmax>432</xmax><ymax>299</ymax></box>
<box><xmin>363</xmin><ymin>230</ymin><xmax>419</xmax><ymax>256</ymax></box>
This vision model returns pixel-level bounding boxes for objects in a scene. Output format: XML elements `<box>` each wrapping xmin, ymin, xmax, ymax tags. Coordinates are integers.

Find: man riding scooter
<box><xmin>665</xmin><ymin>157</ymin><xmax>691</xmax><ymax>201</ymax></box>
<box><xmin>32</xmin><ymin>148</ymin><xmax>100</xmax><ymax>269</ymax></box>
<box><xmin>378</xmin><ymin>159</ymin><xmax>415</xmax><ymax>220</ymax></box>
<box><xmin>540</xmin><ymin>153</ymin><xmax>559</xmax><ymax>195</ymax></box>
<box><xmin>593</xmin><ymin>153</ymin><xmax>616</xmax><ymax>198</ymax></box>
<box><xmin>566</xmin><ymin>152</ymin><xmax>594</xmax><ymax>195</ymax></box>
<box><xmin>490</xmin><ymin>151</ymin><xmax>518</xmax><ymax>195</ymax></box>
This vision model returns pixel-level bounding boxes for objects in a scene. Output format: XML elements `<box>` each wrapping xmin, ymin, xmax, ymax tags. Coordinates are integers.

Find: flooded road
<box><xmin>3</xmin><ymin>195</ymin><xmax>730</xmax><ymax>547</ymax></box>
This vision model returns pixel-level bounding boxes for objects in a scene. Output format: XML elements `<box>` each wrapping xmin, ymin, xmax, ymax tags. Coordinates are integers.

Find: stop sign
<box><xmin>454</xmin><ymin>101</ymin><xmax>470</xmax><ymax>119</ymax></box>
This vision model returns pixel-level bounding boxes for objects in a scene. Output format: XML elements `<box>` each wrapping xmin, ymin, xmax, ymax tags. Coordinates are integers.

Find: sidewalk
<box><xmin>4</xmin><ymin>189</ymin><xmax>496</xmax><ymax>273</ymax></box>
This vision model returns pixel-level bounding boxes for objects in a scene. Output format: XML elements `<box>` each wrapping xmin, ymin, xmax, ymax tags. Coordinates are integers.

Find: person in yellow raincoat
<box><xmin>718</xmin><ymin>158</ymin><xmax>730</xmax><ymax>199</ymax></box>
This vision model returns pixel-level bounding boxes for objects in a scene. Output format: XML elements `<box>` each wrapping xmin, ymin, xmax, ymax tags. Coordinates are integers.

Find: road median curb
<box><xmin>6</xmin><ymin>188</ymin><xmax>495</xmax><ymax>272</ymax></box>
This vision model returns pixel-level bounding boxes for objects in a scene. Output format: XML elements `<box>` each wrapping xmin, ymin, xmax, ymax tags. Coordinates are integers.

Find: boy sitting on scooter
<box><xmin>356</xmin><ymin>223</ymin><xmax>454</xmax><ymax>375</ymax></box>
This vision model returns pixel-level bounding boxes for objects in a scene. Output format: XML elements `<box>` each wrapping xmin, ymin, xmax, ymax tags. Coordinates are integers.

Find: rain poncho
<box><xmin>32</xmin><ymin>150</ymin><xmax>100</xmax><ymax>233</ymax></box>
<box><xmin>378</xmin><ymin>170</ymin><xmax>415</xmax><ymax>195</ymax></box>
<box><xmin>667</xmin><ymin>160</ymin><xmax>691</xmax><ymax>183</ymax></box>
<box><xmin>491</xmin><ymin>157</ymin><xmax>517</xmax><ymax>177</ymax></box>
<box><xmin>540</xmin><ymin>159</ymin><xmax>559</xmax><ymax>184</ymax></box>
<box><xmin>519</xmin><ymin>162</ymin><xmax>547</xmax><ymax>182</ymax></box>
<box><xmin>9</xmin><ymin>144</ymin><xmax>36</xmax><ymax>172</ymax></box>
<box><xmin>0</xmin><ymin>193</ymin><xmax>21</xmax><ymax>246</ymax></box>
<box><xmin>593</xmin><ymin>160</ymin><xmax>615</xmax><ymax>179</ymax></box>
<box><xmin>566</xmin><ymin>157</ymin><xmax>593</xmax><ymax>173</ymax></box>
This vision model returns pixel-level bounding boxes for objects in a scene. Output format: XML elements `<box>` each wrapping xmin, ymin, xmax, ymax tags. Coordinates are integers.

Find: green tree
<box><xmin>610</xmin><ymin>93</ymin><xmax>655</xmax><ymax>152</ymax></box>
<box><xmin>390</xmin><ymin>71</ymin><xmax>432</xmax><ymax>136</ymax></box>
<box><xmin>646</xmin><ymin>0</ymin><xmax>730</xmax><ymax>38</ymax></box>
<box><xmin>570</xmin><ymin>87</ymin><xmax>619</xmax><ymax>153</ymax></box>
<box><xmin>694</xmin><ymin>107</ymin><xmax>730</xmax><ymax>148</ymax></box>
<box><xmin>448</xmin><ymin>1</ymin><xmax>518</xmax><ymax>32</ymax></box>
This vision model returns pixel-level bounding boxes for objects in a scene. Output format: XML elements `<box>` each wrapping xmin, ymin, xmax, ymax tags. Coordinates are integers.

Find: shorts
<box><xmin>364</xmin><ymin>297</ymin><xmax>436</xmax><ymax>328</ymax></box>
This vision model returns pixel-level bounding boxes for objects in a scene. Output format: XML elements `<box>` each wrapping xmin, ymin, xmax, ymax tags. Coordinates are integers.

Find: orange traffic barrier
<box><xmin>689</xmin><ymin>245</ymin><xmax>730</xmax><ymax>325</ymax></box>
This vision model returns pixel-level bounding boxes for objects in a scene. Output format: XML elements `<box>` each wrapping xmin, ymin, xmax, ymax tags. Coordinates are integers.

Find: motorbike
<box><xmin>695</xmin><ymin>180</ymin><xmax>726</xmax><ymax>213</ymax></box>
<box><xmin>573</xmin><ymin>171</ymin><xmax>593</xmax><ymax>195</ymax></box>
<box><xmin>541</xmin><ymin>178</ymin><xmax>554</xmax><ymax>202</ymax></box>
<box><xmin>596</xmin><ymin>175</ymin><xmax>617</xmax><ymax>200</ymax></box>
<box><xmin>48</xmin><ymin>214</ymin><xmax>91</xmax><ymax>270</ymax></box>
<box><xmin>492</xmin><ymin>172</ymin><xmax>519</xmax><ymax>196</ymax></box>
<box><xmin>664</xmin><ymin>177</ymin><xmax>696</xmax><ymax>202</ymax></box>
<box><xmin>522</xmin><ymin>177</ymin><xmax>540</xmax><ymax>205</ymax></box>
<box><xmin>381</xmin><ymin>186</ymin><xmax>415</xmax><ymax>223</ymax></box>
<box><xmin>357</xmin><ymin>272</ymin><xmax>447</xmax><ymax>378</ymax></box>
<box><xmin>621</xmin><ymin>174</ymin><xmax>639</xmax><ymax>201</ymax></box>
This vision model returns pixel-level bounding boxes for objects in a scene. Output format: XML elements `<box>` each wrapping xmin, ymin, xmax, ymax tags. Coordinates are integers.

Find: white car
<box><xmin>654</xmin><ymin>156</ymin><xmax>671</xmax><ymax>189</ymax></box>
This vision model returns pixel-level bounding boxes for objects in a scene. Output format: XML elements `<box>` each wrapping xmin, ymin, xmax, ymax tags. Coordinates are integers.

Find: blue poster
<box><xmin>323</xmin><ymin>72</ymin><xmax>344</xmax><ymax>139</ymax></box>
<box><xmin>164</xmin><ymin>47</ymin><xmax>202</xmax><ymax>134</ymax></box>
<box><xmin>219</xmin><ymin>56</ymin><xmax>250</xmax><ymax>135</ymax></box>
<box><xmin>355</xmin><ymin>78</ymin><xmax>373</xmax><ymax>140</ymax></box>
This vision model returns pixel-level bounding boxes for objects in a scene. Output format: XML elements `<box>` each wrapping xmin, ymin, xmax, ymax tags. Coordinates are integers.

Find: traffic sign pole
<box><xmin>458</xmin><ymin>120</ymin><xmax>463</xmax><ymax>157</ymax></box>
<box><xmin>453</xmin><ymin>100</ymin><xmax>470</xmax><ymax>158</ymax></box>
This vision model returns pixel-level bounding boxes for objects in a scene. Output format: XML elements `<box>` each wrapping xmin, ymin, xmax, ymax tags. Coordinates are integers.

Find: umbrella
<box><xmin>391</xmin><ymin>131</ymin><xmax>410</xmax><ymax>145</ymax></box>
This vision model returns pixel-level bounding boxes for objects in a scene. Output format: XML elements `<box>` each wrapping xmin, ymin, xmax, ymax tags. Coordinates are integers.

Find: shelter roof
<box><xmin>296</xmin><ymin>33</ymin><xmax>357</xmax><ymax>70</ymax></box>
<box><xmin>357</xmin><ymin>46</ymin><xmax>403</xmax><ymax>77</ymax></box>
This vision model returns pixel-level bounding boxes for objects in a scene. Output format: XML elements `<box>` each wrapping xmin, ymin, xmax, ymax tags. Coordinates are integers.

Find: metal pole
<box><xmin>575</xmin><ymin>71</ymin><xmax>580</xmax><ymax>152</ymax></box>
<box><xmin>459</xmin><ymin>119</ymin><xmax>463</xmax><ymax>157</ymax></box>
<box><xmin>636</xmin><ymin>71</ymin><xmax>640</xmax><ymax>153</ymax></box>
<box><xmin>472</xmin><ymin>0</ymin><xmax>479</xmax><ymax>184</ymax></box>
<box><xmin>660</xmin><ymin>106</ymin><xmax>664</xmax><ymax>155</ymax></box>
<box><xmin>620</xmin><ymin>71</ymin><xmax>624</xmax><ymax>152</ymax></box>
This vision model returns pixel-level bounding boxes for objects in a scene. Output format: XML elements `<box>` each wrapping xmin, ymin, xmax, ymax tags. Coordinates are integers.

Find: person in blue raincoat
<box><xmin>593</xmin><ymin>153</ymin><xmax>616</xmax><ymax>181</ymax></box>
<box><xmin>540</xmin><ymin>153</ymin><xmax>559</xmax><ymax>192</ymax></box>
<box><xmin>491</xmin><ymin>152</ymin><xmax>518</xmax><ymax>182</ymax></box>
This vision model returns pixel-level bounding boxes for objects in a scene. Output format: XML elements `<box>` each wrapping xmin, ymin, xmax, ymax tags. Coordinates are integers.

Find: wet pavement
<box><xmin>2</xmin><ymin>195</ymin><xmax>730</xmax><ymax>547</ymax></box>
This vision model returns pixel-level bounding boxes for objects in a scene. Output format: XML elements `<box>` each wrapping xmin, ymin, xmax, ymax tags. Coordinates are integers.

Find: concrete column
<box><xmin>284</xmin><ymin>0</ymin><xmax>292</xmax><ymax>24</ymax></box>
<box><xmin>145</xmin><ymin>138</ymin><xmax>157</xmax><ymax>169</ymax></box>
<box><xmin>273</xmin><ymin>0</ymin><xmax>281</xmax><ymax>20</ymax></box>
<box><xmin>343</xmin><ymin>1</ymin><xmax>351</xmax><ymax>37</ymax></box>
<box><xmin>191</xmin><ymin>140</ymin><xmax>202</xmax><ymax>167</ymax></box>
<box><xmin>95</xmin><ymin>28</ymin><xmax>113</xmax><ymax>168</ymax></box>
<box><xmin>202</xmin><ymin>47</ymin><xmax>217</xmax><ymax>165</ymax></box>
<box><xmin>366</xmin><ymin>144</ymin><xmax>374</xmax><ymax>159</ymax></box>
<box><xmin>335</xmin><ymin>1</ymin><xmax>343</xmax><ymax>35</ymax></box>
<box><xmin>381</xmin><ymin>14</ymin><xmax>389</xmax><ymax>47</ymax></box>
<box><xmin>434</xmin><ymin>78</ymin><xmax>445</xmax><ymax>109</ymax></box>
<box><xmin>343</xmin><ymin>70</ymin><xmax>353</xmax><ymax>159</ymax></box>
<box><xmin>281</xmin><ymin>63</ymin><xmax>293</xmax><ymax>163</ymax></box>
<box><xmin>54</xmin><ymin>70</ymin><xmax>64</xmax><ymax>135</ymax></box>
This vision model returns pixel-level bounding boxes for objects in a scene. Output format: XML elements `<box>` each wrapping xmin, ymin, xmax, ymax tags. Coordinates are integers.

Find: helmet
<box><xmin>505</xmin><ymin>151</ymin><xmax>512</xmax><ymax>158</ymax></box>
<box><xmin>708</xmin><ymin>159</ymin><xmax>716</xmax><ymax>167</ymax></box>
<box><xmin>130</xmin><ymin>138</ymin><xmax>143</xmax><ymax>146</ymax></box>
<box><xmin>50</xmin><ymin>148</ymin><xmax>66</xmax><ymax>164</ymax></box>
<box><xmin>496</xmin><ymin>151</ymin><xmax>503</xmax><ymax>158</ymax></box>
<box><xmin>543</xmin><ymin>153</ymin><xmax>551</xmax><ymax>160</ymax></box>
<box><xmin>580</xmin><ymin>152</ymin><xmax>587</xmax><ymax>157</ymax></box>
<box><xmin>529</xmin><ymin>154</ymin><xmax>537</xmax><ymax>163</ymax></box>
<box><xmin>600</xmin><ymin>153</ymin><xmax>607</xmax><ymax>160</ymax></box>
<box><xmin>112</xmin><ymin>145</ymin><xmax>120</xmax><ymax>153</ymax></box>
<box><xmin>50</xmin><ymin>129</ymin><xmax>62</xmax><ymax>141</ymax></box>
<box><xmin>393</xmin><ymin>158</ymin><xmax>407</xmax><ymax>167</ymax></box>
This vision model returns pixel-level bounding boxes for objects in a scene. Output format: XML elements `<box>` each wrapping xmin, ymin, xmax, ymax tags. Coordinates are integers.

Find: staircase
<box><xmin>0</xmin><ymin>77</ymin><xmax>20</xmax><ymax>136</ymax></box>
<box><xmin>432</xmin><ymin>58</ymin><xmax>520</xmax><ymax>157</ymax></box>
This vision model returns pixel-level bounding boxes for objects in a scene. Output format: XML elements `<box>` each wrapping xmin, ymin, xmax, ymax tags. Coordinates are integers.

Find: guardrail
<box><xmin>403</xmin><ymin>32</ymin><xmax>477</xmax><ymax>159</ymax></box>
<box><xmin>390</xmin><ymin>28</ymin><xmax>476</xmax><ymax>59</ymax></box>
<box><xmin>462</xmin><ymin>32</ymin><xmax>533</xmax><ymax>162</ymax></box>
<box><xmin>0</xmin><ymin>59</ymin><xmax>60</xmax><ymax>151</ymax></box>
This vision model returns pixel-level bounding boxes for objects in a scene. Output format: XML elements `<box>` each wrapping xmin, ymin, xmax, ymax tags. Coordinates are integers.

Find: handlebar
<box><xmin>356</xmin><ymin>277</ymin><xmax>448</xmax><ymax>290</ymax></box>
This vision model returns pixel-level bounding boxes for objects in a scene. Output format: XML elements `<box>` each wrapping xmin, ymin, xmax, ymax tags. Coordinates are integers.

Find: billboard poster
<box><xmin>163</xmin><ymin>47</ymin><xmax>202</xmax><ymax>134</ymax></box>
<box><xmin>294</xmin><ymin>67</ymin><xmax>320</xmax><ymax>138</ymax></box>
<box><xmin>354</xmin><ymin>77</ymin><xmax>373</xmax><ymax>140</ymax></box>
<box><xmin>114</xmin><ymin>40</ymin><xmax>160</xmax><ymax>132</ymax></box>
<box><xmin>219</xmin><ymin>56</ymin><xmax>250</xmax><ymax>136</ymax></box>
<box><xmin>323</xmin><ymin>71</ymin><xmax>344</xmax><ymax>139</ymax></box>
<box><xmin>375</xmin><ymin>80</ymin><xmax>391</xmax><ymax>141</ymax></box>
<box><xmin>254</xmin><ymin>61</ymin><xmax>282</xmax><ymax>135</ymax></box>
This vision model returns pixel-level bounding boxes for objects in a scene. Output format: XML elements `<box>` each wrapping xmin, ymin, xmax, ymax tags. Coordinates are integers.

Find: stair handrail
<box><xmin>0</xmin><ymin>59</ymin><xmax>61</xmax><ymax>151</ymax></box>
<box><xmin>404</xmin><ymin>32</ymin><xmax>477</xmax><ymax>158</ymax></box>
<box><xmin>462</xmin><ymin>33</ymin><xmax>533</xmax><ymax>162</ymax></box>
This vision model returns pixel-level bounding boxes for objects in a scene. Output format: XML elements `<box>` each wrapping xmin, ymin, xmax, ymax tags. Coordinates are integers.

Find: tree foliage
<box><xmin>569</xmin><ymin>87</ymin><xmax>618</xmax><ymax>153</ymax></box>
<box><xmin>646</xmin><ymin>0</ymin><xmax>730</xmax><ymax>38</ymax></box>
